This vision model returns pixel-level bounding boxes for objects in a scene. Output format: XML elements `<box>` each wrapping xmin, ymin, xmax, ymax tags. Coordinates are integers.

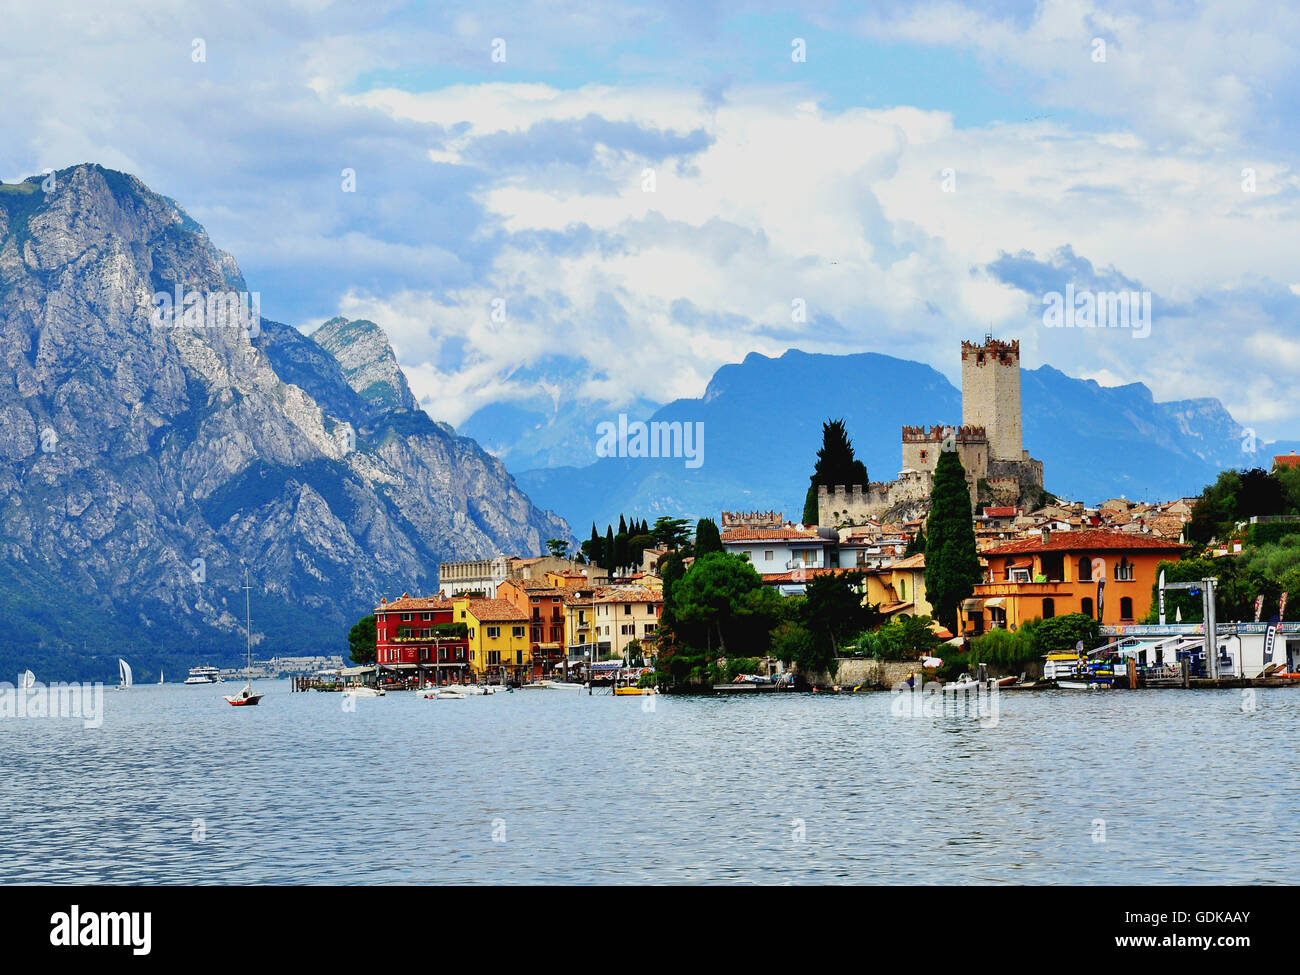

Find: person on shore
<box><xmin>905</xmin><ymin>671</ymin><xmax>916</xmax><ymax>689</ymax></box>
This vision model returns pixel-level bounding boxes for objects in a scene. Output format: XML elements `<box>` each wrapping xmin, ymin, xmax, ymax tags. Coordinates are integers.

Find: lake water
<box><xmin>2</xmin><ymin>681</ymin><xmax>1296</xmax><ymax>884</ymax></box>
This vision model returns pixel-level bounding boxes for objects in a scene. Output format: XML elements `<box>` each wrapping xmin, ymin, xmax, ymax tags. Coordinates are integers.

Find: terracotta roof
<box><xmin>759</xmin><ymin>567</ymin><xmax>861</xmax><ymax>583</ymax></box>
<box><xmin>499</xmin><ymin>578</ymin><xmax>561</xmax><ymax>593</ymax></box>
<box><xmin>722</xmin><ymin>526</ymin><xmax>825</xmax><ymax>542</ymax></box>
<box><xmin>377</xmin><ymin>595</ymin><xmax>454</xmax><ymax>612</ymax></box>
<box><xmin>1275</xmin><ymin>453</ymin><xmax>1300</xmax><ymax>469</ymax></box>
<box><xmin>982</xmin><ymin>529</ymin><xmax>1187</xmax><ymax>556</ymax></box>
<box><xmin>890</xmin><ymin>554</ymin><xmax>926</xmax><ymax>570</ymax></box>
<box><xmin>982</xmin><ymin>506</ymin><xmax>1018</xmax><ymax>518</ymax></box>
<box><xmin>463</xmin><ymin>598</ymin><xmax>529</xmax><ymax>622</ymax></box>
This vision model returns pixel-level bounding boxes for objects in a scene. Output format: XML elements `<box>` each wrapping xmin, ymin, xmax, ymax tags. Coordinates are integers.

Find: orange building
<box><xmin>959</xmin><ymin>529</ymin><xmax>1186</xmax><ymax>637</ymax></box>
<box><xmin>496</xmin><ymin>579</ymin><xmax>567</xmax><ymax>678</ymax></box>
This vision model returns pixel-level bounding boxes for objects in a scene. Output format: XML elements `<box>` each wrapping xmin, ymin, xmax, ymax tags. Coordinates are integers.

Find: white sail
<box><xmin>159</xmin><ymin>669</ymin><xmax>164</xmax><ymax>685</ymax></box>
<box><xmin>118</xmin><ymin>658</ymin><xmax>133</xmax><ymax>688</ymax></box>
<box><xmin>21</xmin><ymin>669</ymin><xmax>35</xmax><ymax>688</ymax></box>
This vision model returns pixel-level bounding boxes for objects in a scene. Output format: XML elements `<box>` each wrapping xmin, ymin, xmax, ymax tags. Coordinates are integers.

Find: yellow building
<box><xmin>454</xmin><ymin>597</ymin><xmax>532</xmax><ymax>681</ymax></box>
<box><xmin>861</xmin><ymin>554</ymin><xmax>931</xmax><ymax>618</ymax></box>
<box><xmin>563</xmin><ymin>585</ymin><xmax>663</xmax><ymax>662</ymax></box>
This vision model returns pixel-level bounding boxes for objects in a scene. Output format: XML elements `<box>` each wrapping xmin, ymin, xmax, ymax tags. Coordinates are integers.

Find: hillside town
<box><xmin>360</xmin><ymin>338</ymin><xmax>1300</xmax><ymax>692</ymax></box>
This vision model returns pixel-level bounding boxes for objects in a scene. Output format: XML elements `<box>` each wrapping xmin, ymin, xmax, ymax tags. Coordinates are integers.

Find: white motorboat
<box><xmin>544</xmin><ymin>680</ymin><xmax>585</xmax><ymax>691</ymax></box>
<box><xmin>184</xmin><ymin>666</ymin><xmax>223</xmax><ymax>685</ymax></box>
<box><xmin>343</xmin><ymin>686</ymin><xmax>385</xmax><ymax>698</ymax></box>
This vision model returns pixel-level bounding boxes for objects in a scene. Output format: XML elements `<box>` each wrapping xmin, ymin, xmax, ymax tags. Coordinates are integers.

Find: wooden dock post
<box><xmin>1181</xmin><ymin>659</ymin><xmax>1190</xmax><ymax>688</ymax></box>
<box><xmin>1127</xmin><ymin>658</ymin><xmax>1137</xmax><ymax>689</ymax></box>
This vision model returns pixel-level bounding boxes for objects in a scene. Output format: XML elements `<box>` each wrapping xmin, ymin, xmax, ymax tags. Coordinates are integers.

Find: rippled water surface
<box><xmin>2</xmin><ymin>682</ymin><xmax>1296</xmax><ymax>884</ymax></box>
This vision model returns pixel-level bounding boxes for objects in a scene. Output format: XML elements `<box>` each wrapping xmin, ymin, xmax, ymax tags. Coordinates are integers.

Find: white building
<box><xmin>720</xmin><ymin>525</ymin><xmax>835</xmax><ymax>576</ymax></box>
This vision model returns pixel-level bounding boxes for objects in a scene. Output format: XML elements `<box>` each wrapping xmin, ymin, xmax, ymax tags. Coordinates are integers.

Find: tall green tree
<box><xmin>605</xmin><ymin>525</ymin><xmax>616</xmax><ymax>571</ymax></box>
<box><xmin>924</xmin><ymin>449</ymin><xmax>982</xmax><ymax>633</ymax></box>
<box><xmin>905</xmin><ymin>526</ymin><xmax>926</xmax><ymax>557</ymax></box>
<box><xmin>651</xmin><ymin>515</ymin><xmax>692</xmax><ymax>550</ymax></box>
<box><xmin>671</xmin><ymin>552</ymin><xmax>779</xmax><ymax>655</ymax></box>
<box><xmin>614</xmin><ymin>531</ymin><xmax>630</xmax><ymax>573</ymax></box>
<box><xmin>801</xmin><ymin>418</ymin><xmax>870</xmax><ymax>524</ymax></box>
<box><xmin>583</xmin><ymin>523</ymin><xmax>604</xmax><ymax>567</ymax></box>
<box><xmin>545</xmin><ymin>538</ymin><xmax>570</xmax><ymax>560</ymax></box>
<box><xmin>799</xmin><ymin>572</ymin><xmax>881</xmax><ymax>655</ymax></box>
<box><xmin>694</xmin><ymin>517</ymin><xmax>723</xmax><ymax>555</ymax></box>
<box><xmin>348</xmin><ymin>615</ymin><xmax>377</xmax><ymax>665</ymax></box>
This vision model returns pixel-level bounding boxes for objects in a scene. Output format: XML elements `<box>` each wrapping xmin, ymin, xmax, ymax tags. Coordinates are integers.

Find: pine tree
<box><xmin>924</xmin><ymin>449</ymin><xmax>982</xmax><ymax>633</ymax></box>
<box><xmin>694</xmin><ymin>517</ymin><xmax>723</xmax><ymax>555</ymax></box>
<box><xmin>801</xmin><ymin>418</ymin><xmax>869</xmax><ymax>524</ymax></box>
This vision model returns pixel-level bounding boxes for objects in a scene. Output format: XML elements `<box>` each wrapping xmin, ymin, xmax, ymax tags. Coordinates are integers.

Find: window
<box><xmin>644</xmin><ymin>624</ymin><xmax>657</xmax><ymax>636</ymax></box>
<box><xmin>513</xmin><ymin>626</ymin><xmax>525</xmax><ymax>638</ymax></box>
<box><xmin>1114</xmin><ymin>558</ymin><xmax>1134</xmax><ymax>581</ymax></box>
<box><xmin>856</xmin><ymin>551</ymin><xmax>866</xmax><ymax>566</ymax></box>
<box><xmin>623</xmin><ymin>604</ymin><xmax>631</xmax><ymax>615</ymax></box>
<box><xmin>1081</xmin><ymin>597</ymin><xmax>1094</xmax><ymax>619</ymax></box>
<box><xmin>422</xmin><ymin>613</ymin><xmax>432</xmax><ymax>621</ymax></box>
<box><xmin>621</xmin><ymin>624</ymin><xmax>634</xmax><ymax>636</ymax></box>
<box><xmin>515</xmin><ymin>651</ymin><xmax>523</xmax><ymax>665</ymax></box>
<box><xmin>1042</xmin><ymin>598</ymin><xmax>1055</xmax><ymax>619</ymax></box>
<box><xmin>1120</xmin><ymin>597</ymin><xmax>1134</xmax><ymax>621</ymax></box>
<box><xmin>421</xmin><ymin>628</ymin><xmax>431</xmax><ymax>638</ymax></box>
<box><xmin>486</xmin><ymin>626</ymin><xmax>500</xmax><ymax>639</ymax></box>
<box><xmin>764</xmin><ymin>550</ymin><xmax>774</xmax><ymax>561</ymax></box>
<box><xmin>898</xmin><ymin>578</ymin><xmax>907</xmax><ymax>600</ymax></box>
<box><xmin>1077</xmin><ymin>557</ymin><xmax>1093</xmax><ymax>582</ymax></box>
<box><xmin>488</xmin><ymin>651</ymin><xmax>500</xmax><ymax>665</ymax></box>
<box><xmin>401</xmin><ymin>613</ymin><xmax>412</xmax><ymax>621</ymax></box>
<box><xmin>456</xmin><ymin>648</ymin><xmax>465</xmax><ymax>661</ymax></box>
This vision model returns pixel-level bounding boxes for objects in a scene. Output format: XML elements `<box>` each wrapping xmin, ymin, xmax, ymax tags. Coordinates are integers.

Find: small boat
<box><xmin>940</xmin><ymin>673</ymin><xmax>989</xmax><ymax>692</ymax></box>
<box><xmin>21</xmin><ymin>669</ymin><xmax>35</xmax><ymax>689</ymax></box>
<box><xmin>425</xmin><ymin>686</ymin><xmax>466</xmax><ymax>699</ymax></box>
<box><xmin>158</xmin><ymin>669</ymin><xmax>164</xmax><ymax>685</ymax></box>
<box><xmin>342</xmin><ymin>686</ymin><xmax>385</xmax><ymax>698</ymax></box>
<box><xmin>116</xmin><ymin>658</ymin><xmax>133</xmax><ymax>690</ymax></box>
<box><xmin>614</xmin><ymin>686</ymin><xmax>655</xmax><ymax>696</ymax></box>
<box><xmin>459</xmin><ymin>685</ymin><xmax>487</xmax><ymax>696</ymax></box>
<box><xmin>224</xmin><ymin>569</ymin><xmax>264</xmax><ymax>707</ymax></box>
<box><xmin>544</xmin><ymin>680</ymin><xmax>585</xmax><ymax>691</ymax></box>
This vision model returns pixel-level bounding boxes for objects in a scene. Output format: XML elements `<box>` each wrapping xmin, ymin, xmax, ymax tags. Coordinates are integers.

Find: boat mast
<box><xmin>244</xmin><ymin>567</ymin><xmax>253</xmax><ymax>685</ymax></box>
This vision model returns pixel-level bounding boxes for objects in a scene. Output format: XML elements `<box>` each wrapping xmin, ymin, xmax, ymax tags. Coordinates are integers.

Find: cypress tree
<box><xmin>924</xmin><ymin>449</ymin><xmax>982</xmax><ymax>634</ymax></box>
<box><xmin>618</xmin><ymin>514</ymin><xmax>628</xmax><ymax>537</ymax></box>
<box><xmin>694</xmin><ymin>517</ymin><xmax>723</xmax><ymax>555</ymax></box>
<box><xmin>801</xmin><ymin>418</ymin><xmax>869</xmax><ymax>524</ymax></box>
<box><xmin>605</xmin><ymin>525</ymin><xmax>615</xmax><ymax>573</ymax></box>
<box><xmin>588</xmin><ymin>523</ymin><xmax>603</xmax><ymax>567</ymax></box>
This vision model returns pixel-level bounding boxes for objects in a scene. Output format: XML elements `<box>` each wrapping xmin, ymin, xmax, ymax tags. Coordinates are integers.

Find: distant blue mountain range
<box><xmin>500</xmin><ymin>348</ymin><xmax>1300</xmax><ymax>531</ymax></box>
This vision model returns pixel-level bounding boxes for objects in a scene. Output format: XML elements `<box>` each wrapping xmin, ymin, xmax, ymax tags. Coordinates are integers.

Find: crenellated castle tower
<box><xmin>817</xmin><ymin>337</ymin><xmax>1045</xmax><ymax>527</ymax></box>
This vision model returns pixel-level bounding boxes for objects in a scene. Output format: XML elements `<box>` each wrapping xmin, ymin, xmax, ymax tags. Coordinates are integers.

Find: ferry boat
<box><xmin>184</xmin><ymin>666</ymin><xmax>223</xmax><ymax>685</ymax></box>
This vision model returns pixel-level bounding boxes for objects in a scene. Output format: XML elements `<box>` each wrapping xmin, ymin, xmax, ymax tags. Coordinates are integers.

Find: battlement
<box><xmin>901</xmin><ymin>424</ymin><xmax>988</xmax><ymax>444</ymax></box>
<box><xmin>721</xmin><ymin>509</ymin><xmax>784</xmax><ymax>529</ymax></box>
<box><xmin>961</xmin><ymin>338</ymin><xmax>1019</xmax><ymax>364</ymax></box>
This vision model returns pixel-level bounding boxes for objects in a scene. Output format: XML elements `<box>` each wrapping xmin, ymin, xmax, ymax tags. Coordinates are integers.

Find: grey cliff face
<box><xmin>0</xmin><ymin>164</ymin><xmax>570</xmax><ymax>678</ymax></box>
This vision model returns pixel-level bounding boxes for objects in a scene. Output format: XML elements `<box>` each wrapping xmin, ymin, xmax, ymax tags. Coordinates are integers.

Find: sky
<box><xmin>2</xmin><ymin>0</ymin><xmax>1298</xmax><ymax>438</ymax></box>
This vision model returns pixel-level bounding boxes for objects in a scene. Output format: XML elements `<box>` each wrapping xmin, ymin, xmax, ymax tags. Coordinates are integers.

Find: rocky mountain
<box><xmin>515</xmin><ymin>349</ymin><xmax>1300</xmax><ymax>531</ymax></box>
<box><xmin>0</xmin><ymin>165</ymin><xmax>570</xmax><ymax>681</ymax></box>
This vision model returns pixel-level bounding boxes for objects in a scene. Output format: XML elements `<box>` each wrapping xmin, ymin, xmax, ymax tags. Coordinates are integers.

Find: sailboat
<box><xmin>21</xmin><ymin>669</ymin><xmax>35</xmax><ymax>689</ymax></box>
<box><xmin>158</xmin><ymin>669</ymin><xmax>165</xmax><ymax>685</ymax></box>
<box><xmin>117</xmin><ymin>658</ymin><xmax>133</xmax><ymax>690</ymax></box>
<box><xmin>224</xmin><ymin>568</ymin><xmax>264</xmax><ymax>706</ymax></box>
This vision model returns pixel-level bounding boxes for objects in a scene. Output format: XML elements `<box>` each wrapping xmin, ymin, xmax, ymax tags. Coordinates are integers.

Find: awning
<box><xmin>984</xmin><ymin>597</ymin><xmax>1006</xmax><ymax>608</ymax></box>
<box><xmin>961</xmin><ymin>597</ymin><xmax>985</xmax><ymax>612</ymax></box>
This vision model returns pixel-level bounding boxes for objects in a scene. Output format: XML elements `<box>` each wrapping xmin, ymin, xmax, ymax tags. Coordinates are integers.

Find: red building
<box><xmin>374</xmin><ymin>594</ymin><xmax>470</xmax><ymax>684</ymax></box>
<box><xmin>496</xmin><ymin>579</ymin><xmax>567</xmax><ymax>678</ymax></box>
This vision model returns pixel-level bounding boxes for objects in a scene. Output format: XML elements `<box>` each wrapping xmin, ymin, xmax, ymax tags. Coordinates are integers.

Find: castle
<box><xmin>818</xmin><ymin>338</ymin><xmax>1045</xmax><ymax>526</ymax></box>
